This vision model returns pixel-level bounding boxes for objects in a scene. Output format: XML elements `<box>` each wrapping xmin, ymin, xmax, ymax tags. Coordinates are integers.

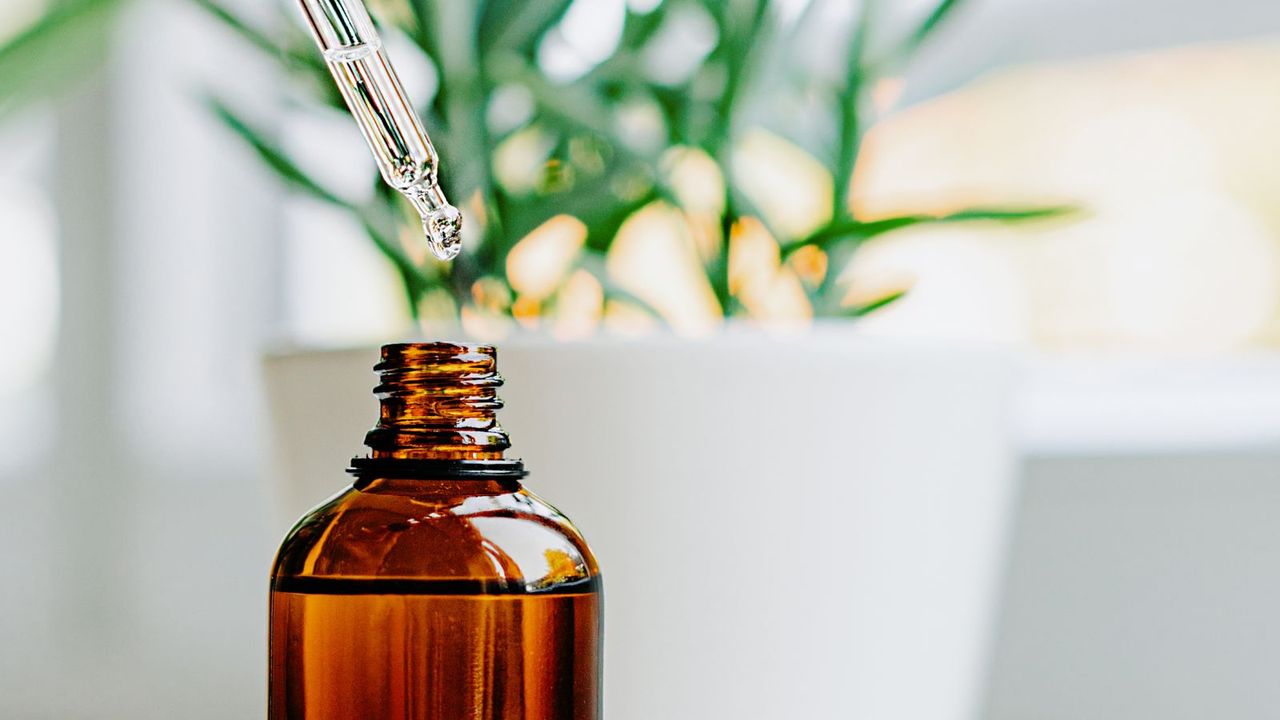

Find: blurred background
<box><xmin>5</xmin><ymin>0</ymin><xmax>1280</xmax><ymax>717</ymax></box>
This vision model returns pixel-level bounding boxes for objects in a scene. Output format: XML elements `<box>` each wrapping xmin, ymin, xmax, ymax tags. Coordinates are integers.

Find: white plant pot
<box><xmin>263</xmin><ymin>329</ymin><xmax>1018</xmax><ymax>720</ymax></box>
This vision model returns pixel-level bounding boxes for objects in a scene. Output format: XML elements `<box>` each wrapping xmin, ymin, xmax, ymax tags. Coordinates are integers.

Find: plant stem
<box><xmin>702</xmin><ymin>0</ymin><xmax>769</xmax><ymax>314</ymax></box>
<box><xmin>832</xmin><ymin>0</ymin><xmax>876</xmax><ymax>223</ymax></box>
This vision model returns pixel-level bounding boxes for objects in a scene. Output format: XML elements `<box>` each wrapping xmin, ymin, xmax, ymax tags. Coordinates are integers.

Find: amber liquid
<box><xmin>269</xmin><ymin>577</ymin><xmax>601</xmax><ymax>720</ymax></box>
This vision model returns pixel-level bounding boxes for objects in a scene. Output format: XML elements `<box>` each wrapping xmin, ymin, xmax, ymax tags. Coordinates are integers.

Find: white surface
<box><xmin>987</xmin><ymin>452</ymin><xmax>1280</xmax><ymax>720</ymax></box>
<box><xmin>265</xmin><ymin>332</ymin><xmax>1019</xmax><ymax>720</ymax></box>
<box><xmin>1018</xmin><ymin>353</ymin><xmax>1280</xmax><ymax>456</ymax></box>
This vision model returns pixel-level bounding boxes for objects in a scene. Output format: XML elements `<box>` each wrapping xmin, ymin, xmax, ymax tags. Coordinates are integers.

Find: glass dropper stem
<box><xmin>295</xmin><ymin>0</ymin><xmax>463</xmax><ymax>260</ymax></box>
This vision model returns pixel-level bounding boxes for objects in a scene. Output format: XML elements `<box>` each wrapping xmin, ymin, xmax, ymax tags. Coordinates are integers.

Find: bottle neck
<box><xmin>362</xmin><ymin>343</ymin><xmax>511</xmax><ymax>461</ymax></box>
<box><xmin>351</xmin><ymin>476</ymin><xmax>518</xmax><ymax>497</ymax></box>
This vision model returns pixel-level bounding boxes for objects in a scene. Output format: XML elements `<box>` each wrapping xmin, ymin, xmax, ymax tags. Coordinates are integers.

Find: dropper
<box><xmin>295</xmin><ymin>0</ymin><xmax>463</xmax><ymax>260</ymax></box>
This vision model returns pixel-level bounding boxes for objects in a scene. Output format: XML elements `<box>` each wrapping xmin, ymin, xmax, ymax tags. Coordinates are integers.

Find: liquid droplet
<box><xmin>423</xmin><ymin>204</ymin><xmax>463</xmax><ymax>261</ymax></box>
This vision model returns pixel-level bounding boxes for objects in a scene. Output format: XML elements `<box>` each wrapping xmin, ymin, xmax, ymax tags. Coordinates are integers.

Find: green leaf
<box><xmin>617</xmin><ymin>5</ymin><xmax>668</xmax><ymax>50</ymax></box>
<box><xmin>843</xmin><ymin>288</ymin><xmax>908</xmax><ymax>317</ymax></box>
<box><xmin>702</xmin><ymin>0</ymin><xmax>770</xmax><ymax>159</ymax></box>
<box><xmin>478</xmin><ymin>0</ymin><xmax>571</xmax><ymax>58</ymax></box>
<box><xmin>495</xmin><ymin>176</ymin><xmax>649</xmax><ymax>259</ymax></box>
<box><xmin>187</xmin><ymin>0</ymin><xmax>345</xmax><ymax>109</ymax></box>
<box><xmin>210</xmin><ymin>96</ymin><xmax>439</xmax><ymax>310</ymax></box>
<box><xmin>879</xmin><ymin>0</ymin><xmax>968</xmax><ymax>68</ymax></box>
<box><xmin>784</xmin><ymin>205</ymin><xmax>1079</xmax><ymax>256</ymax></box>
<box><xmin>579</xmin><ymin>184</ymin><xmax>660</xmax><ymax>253</ymax></box>
<box><xmin>209</xmin><ymin>96</ymin><xmax>434</xmax><ymax>294</ymax></box>
<box><xmin>403</xmin><ymin>0</ymin><xmax>441</xmax><ymax>65</ymax></box>
<box><xmin>358</xmin><ymin>216</ymin><xmax>436</xmax><ymax>316</ymax></box>
<box><xmin>905</xmin><ymin>0</ymin><xmax>966</xmax><ymax>51</ymax></box>
<box><xmin>831</xmin><ymin>0</ymin><xmax>875</xmax><ymax>214</ymax></box>
<box><xmin>206</xmin><ymin>97</ymin><xmax>349</xmax><ymax>208</ymax></box>
<box><xmin>932</xmin><ymin>205</ymin><xmax>1079</xmax><ymax>222</ymax></box>
<box><xmin>0</xmin><ymin>0</ymin><xmax>126</xmax><ymax>118</ymax></box>
<box><xmin>408</xmin><ymin>0</ymin><xmax>483</xmax><ymax>82</ymax></box>
<box><xmin>188</xmin><ymin>0</ymin><xmax>325</xmax><ymax>73</ymax></box>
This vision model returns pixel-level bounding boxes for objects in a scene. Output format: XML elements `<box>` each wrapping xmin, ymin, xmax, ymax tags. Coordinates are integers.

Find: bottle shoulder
<box><xmin>272</xmin><ymin>479</ymin><xmax>598</xmax><ymax>591</ymax></box>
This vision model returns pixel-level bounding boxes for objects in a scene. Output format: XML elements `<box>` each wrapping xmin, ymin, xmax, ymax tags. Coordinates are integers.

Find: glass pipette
<box><xmin>295</xmin><ymin>0</ymin><xmax>463</xmax><ymax>260</ymax></box>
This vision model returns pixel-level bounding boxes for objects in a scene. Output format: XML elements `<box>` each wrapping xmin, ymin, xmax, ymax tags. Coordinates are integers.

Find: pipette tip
<box><xmin>423</xmin><ymin>204</ymin><xmax>463</xmax><ymax>261</ymax></box>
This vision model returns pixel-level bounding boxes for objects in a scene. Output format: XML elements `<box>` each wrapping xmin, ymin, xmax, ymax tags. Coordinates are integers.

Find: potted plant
<box><xmin>202</xmin><ymin>0</ymin><xmax>1066</xmax><ymax>716</ymax></box>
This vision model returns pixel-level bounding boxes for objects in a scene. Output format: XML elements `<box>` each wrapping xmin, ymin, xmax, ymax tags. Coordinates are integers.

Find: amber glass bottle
<box><xmin>269</xmin><ymin>343</ymin><xmax>601</xmax><ymax>720</ymax></box>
